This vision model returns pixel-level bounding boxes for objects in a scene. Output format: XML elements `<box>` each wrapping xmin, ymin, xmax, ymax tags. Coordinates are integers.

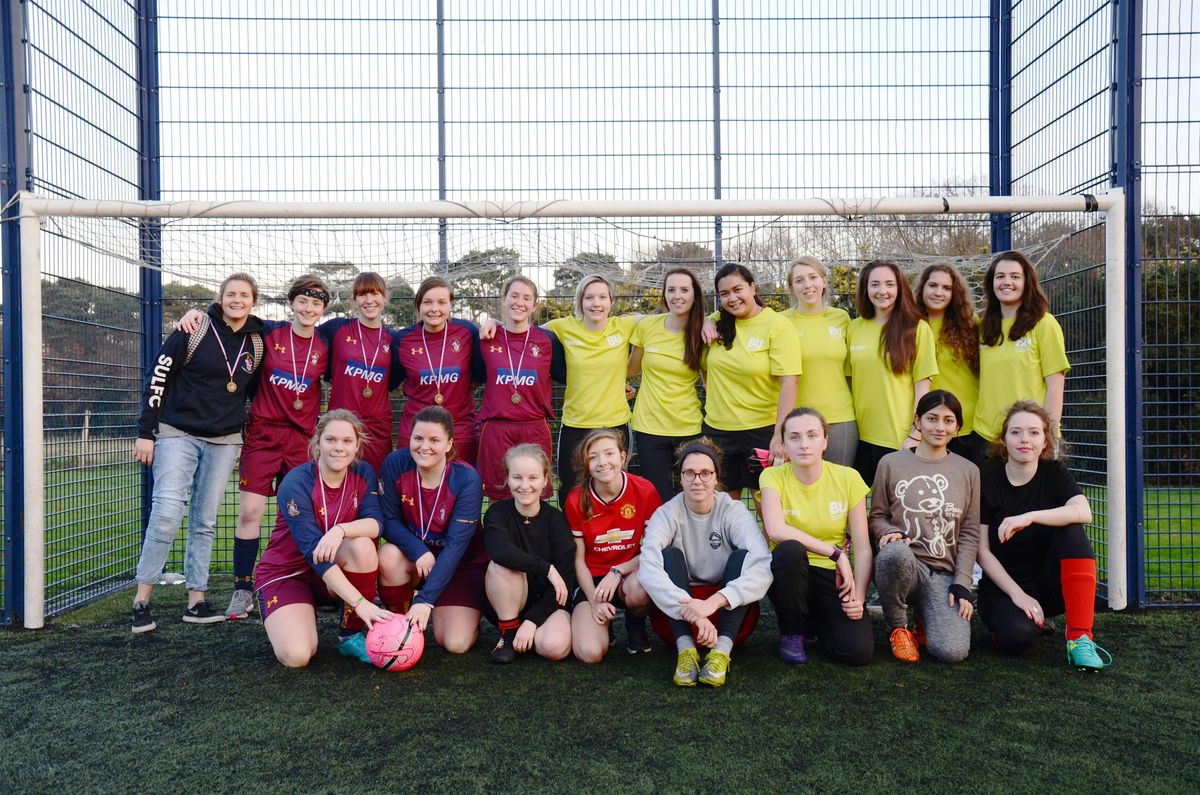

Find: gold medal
<box><xmin>511</xmin><ymin>393</ymin><xmax>522</xmax><ymax>404</ymax></box>
<box><xmin>226</xmin><ymin>381</ymin><xmax>237</xmax><ymax>393</ymax></box>
<box><xmin>434</xmin><ymin>393</ymin><xmax>444</xmax><ymax>405</ymax></box>
<box><xmin>363</xmin><ymin>386</ymin><xmax>373</xmax><ymax>398</ymax></box>
<box><xmin>293</xmin><ymin>399</ymin><xmax>303</xmax><ymax>410</ymax></box>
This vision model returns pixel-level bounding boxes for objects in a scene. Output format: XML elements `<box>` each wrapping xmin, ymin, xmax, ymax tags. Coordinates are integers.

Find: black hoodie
<box><xmin>137</xmin><ymin>304</ymin><xmax>266</xmax><ymax>440</ymax></box>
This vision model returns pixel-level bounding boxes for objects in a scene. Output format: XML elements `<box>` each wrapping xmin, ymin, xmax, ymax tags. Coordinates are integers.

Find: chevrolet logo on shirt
<box><xmin>594</xmin><ymin>528</ymin><xmax>635</xmax><ymax>545</ymax></box>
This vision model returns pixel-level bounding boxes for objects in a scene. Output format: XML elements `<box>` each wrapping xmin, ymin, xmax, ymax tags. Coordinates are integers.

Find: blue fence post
<box><xmin>1113</xmin><ymin>0</ymin><xmax>1144</xmax><ymax>606</ymax></box>
<box><xmin>436</xmin><ymin>0</ymin><xmax>448</xmax><ymax>273</ymax></box>
<box><xmin>989</xmin><ymin>0</ymin><xmax>1012</xmax><ymax>252</ymax></box>
<box><xmin>711</xmin><ymin>0</ymin><xmax>722</xmax><ymax>267</ymax></box>
<box><xmin>1</xmin><ymin>0</ymin><xmax>29</xmax><ymax>625</ymax></box>
<box><xmin>136</xmin><ymin>0</ymin><xmax>162</xmax><ymax>530</ymax></box>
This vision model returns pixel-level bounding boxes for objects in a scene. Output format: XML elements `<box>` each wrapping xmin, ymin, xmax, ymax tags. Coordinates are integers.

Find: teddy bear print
<box><xmin>894</xmin><ymin>474</ymin><xmax>959</xmax><ymax>559</ymax></box>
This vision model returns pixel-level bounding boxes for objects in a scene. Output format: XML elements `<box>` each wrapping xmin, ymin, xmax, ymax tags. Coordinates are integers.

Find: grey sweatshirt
<box><xmin>639</xmin><ymin>492</ymin><xmax>773</xmax><ymax>621</ymax></box>
<box><xmin>868</xmin><ymin>449</ymin><xmax>981</xmax><ymax>590</ymax></box>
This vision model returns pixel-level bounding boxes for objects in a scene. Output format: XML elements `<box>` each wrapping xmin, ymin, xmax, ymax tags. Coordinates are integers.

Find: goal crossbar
<box><xmin>14</xmin><ymin>190</ymin><xmax>1127</xmax><ymax>628</ymax></box>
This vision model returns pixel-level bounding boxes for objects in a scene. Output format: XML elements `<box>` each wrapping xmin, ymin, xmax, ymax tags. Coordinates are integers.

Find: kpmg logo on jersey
<box><xmin>344</xmin><ymin>358</ymin><xmax>386</xmax><ymax>383</ymax></box>
<box><xmin>269</xmin><ymin>369</ymin><xmax>315</xmax><ymax>393</ymax></box>
<box><xmin>496</xmin><ymin>368</ymin><xmax>538</xmax><ymax>387</ymax></box>
<box><xmin>419</xmin><ymin>366</ymin><xmax>462</xmax><ymax>386</ymax></box>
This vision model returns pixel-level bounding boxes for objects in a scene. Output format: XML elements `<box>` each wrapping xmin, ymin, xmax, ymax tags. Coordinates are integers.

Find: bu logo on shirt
<box><xmin>606</xmin><ymin>333</ymin><xmax>624</xmax><ymax>348</ymax></box>
<box><xmin>419</xmin><ymin>366</ymin><xmax>462</xmax><ymax>386</ymax></box>
<box><xmin>746</xmin><ymin>337</ymin><xmax>766</xmax><ymax>352</ymax></box>
<box><xmin>344</xmin><ymin>359</ymin><xmax>385</xmax><ymax>383</ymax></box>
<box><xmin>496</xmin><ymin>368</ymin><xmax>537</xmax><ymax>387</ymax></box>
<box><xmin>829</xmin><ymin>500</ymin><xmax>848</xmax><ymax>519</ymax></box>
<box><xmin>828</xmin><ymin>326</ymin><xmax>844</xmax><ymax>338</ymax></box>
<box><xmin>1015</xmin><ymin>336</ymin><xmax>1033</xmax><ymax>352</ymax></box>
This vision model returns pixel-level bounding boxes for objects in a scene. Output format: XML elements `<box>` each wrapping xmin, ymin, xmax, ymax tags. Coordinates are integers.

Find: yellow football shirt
<box><xmin>630</xmin><ymin>314</ymin><xmax>703</xmax><ymax>436</ymax></box>
<box><xmin>704</xmin><ymin>307</ymin><xmax>804</xmax><ymax>431</ymax></box>
<box><xmin>545</xmin><ymin>314</ymin><xmax>638</xmax><ymax>428</ymax></box>
<box><xmin>759</xmin><ymin>461</ymin><xmax>869</xmax><ymax>570</ymax></box>
<box><xmin>846</xmin><ymin>317</ymin><xmax>939</xmax><ymax>448</ymax></box>
<box><xmin>780</xmin><ymin>306</ymin><xmax>855</xmax><ymax>423</ymax></box>
<box><xmin>928</xmin><ymin>317</ymin><xmax>980</xmax><ymax>437</ymax></box>
<box><xmin>974</xmin><ymin>314</ymin><xmax>1070</xmax><ymax>441</ymax></box>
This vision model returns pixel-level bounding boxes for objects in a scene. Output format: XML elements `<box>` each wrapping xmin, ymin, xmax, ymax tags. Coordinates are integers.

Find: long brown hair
<box><xmin>916</xmin><ymin>264</ymin><xmax>980</xmax><ymax>373</ymax></box>
<box><xmin>855</xmin><ymin>260</ymin><xmax>921</xmax><ymax>375</ymax></box>
<box><xmin>660</xmin><ymin>267</ymin><xmax>706</xmax><ymax>371</ymax></box>
<box><xmin>572</xmin><ymin>428</ymin><xmax>627</xmax><ymax>521</ymax></box>
<box><xmin>980</xmin><ymin>250</ymin><xmax>1049</xmax><ymax>347</ymax></box>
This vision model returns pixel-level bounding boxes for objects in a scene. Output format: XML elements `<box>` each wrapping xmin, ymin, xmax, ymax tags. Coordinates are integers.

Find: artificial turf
<box><xmin>1</xmin><ymin>588</ymin><xmax>1197</xmax><ymax>794</ymax></box>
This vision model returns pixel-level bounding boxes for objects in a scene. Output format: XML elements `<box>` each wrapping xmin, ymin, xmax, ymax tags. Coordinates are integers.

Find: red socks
<box><xmin>1060</xmin><ymin>558</ymin><xmax>1096</xmax><ymax>641</ymax></box>
<box><xmin>378</xmin><ymin>583</ymin><xmax>415</xmax><ymax>614</ymax></box>
<box><xmin>341</xmin><ymin>569</ymin><xmax>379</xmax><ymax>634</ymax></box>
<box><xmin>498</xmin><ymin>618</ymin><xmax>520</xmax><ymax>634</ymax></box>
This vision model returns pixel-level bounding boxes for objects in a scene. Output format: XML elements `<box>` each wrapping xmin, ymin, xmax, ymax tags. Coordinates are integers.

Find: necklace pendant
<box><xmin>293</xmin><ymin>399</ymin><xmax>304</xmax><ymax>411</ymax></box>
<box><xmin>226</xmin><ymin>381</ymin><xmax>237</xmax><ymax>393</ymax></box>
<box><xmin>511</xmin><ymin>393</ymin><xmax>522</xmax><ymax>404</ymax></box>
<box><xmin>362</xmin><ymin>386</ymin><xmax>373</xmax><ymax>398</ymax></box>
<box><xmin>434</xmin><ymin>393</ymin><xmax>444</xmax><ymax>405</ymax></box>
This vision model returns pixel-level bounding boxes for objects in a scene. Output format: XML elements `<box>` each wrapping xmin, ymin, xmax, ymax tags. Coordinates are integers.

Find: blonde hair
<box><xmin>504</xmin><ymin>444</ymin><xmax>552</xmax><ymax>481</ymax></box>
<box><xmin>308</xmin><ymin>409</ymin><xmax>368</xmax><ymax>461</ymax></box>
<box><xmin>785</xmin><ymin>256</ymin><xmax>830</xmax><ymax>307</ymax></box>
<box><xmin>572</xmin><ymin>274</ymin><xmax>615</xmax><ymax>320</ymax></box>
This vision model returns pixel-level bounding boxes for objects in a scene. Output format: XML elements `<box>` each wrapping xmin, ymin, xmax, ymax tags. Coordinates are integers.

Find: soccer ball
<box><xmin>365</xmin><ymin>615</ymin><xmax>425</xmax><ymax>672</ymax></box>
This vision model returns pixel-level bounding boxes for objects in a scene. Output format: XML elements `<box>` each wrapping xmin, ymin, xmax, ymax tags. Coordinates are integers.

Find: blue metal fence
<box><xmin>1</xmin><ymin>1</ymin><xmax>1196</xmax><ymax>623</ymax></box>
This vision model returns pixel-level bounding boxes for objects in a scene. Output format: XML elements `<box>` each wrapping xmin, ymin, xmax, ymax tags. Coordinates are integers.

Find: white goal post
<box><xmin>16</xmin><ymin>190</ymin><xmax>1128</xmax><ymax>628</ymax></box>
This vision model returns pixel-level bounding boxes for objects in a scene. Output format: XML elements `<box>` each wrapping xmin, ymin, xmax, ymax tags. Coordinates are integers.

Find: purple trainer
<box><xmin>779</xmin><ymin>634</ymin><xmax>808</xmax><ymax>665</ymax></box>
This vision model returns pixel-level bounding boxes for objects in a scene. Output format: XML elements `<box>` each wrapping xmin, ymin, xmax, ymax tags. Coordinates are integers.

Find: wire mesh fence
<box><xmin>1</xmin><ymin>2</ymin><xmax>1196</xmax><ymax>621</ymax></box>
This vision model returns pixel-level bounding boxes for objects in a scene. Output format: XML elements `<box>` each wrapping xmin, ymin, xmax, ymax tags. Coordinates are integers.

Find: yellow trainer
<box><xmin>673</xmin><ymin>647</ymin><xmax>701</xmax><ymax>687</ymax></box>
<box><xmin>698</xmin><ymin>649</ymin><xmax>730</xmax><ymax>687</ymax></box>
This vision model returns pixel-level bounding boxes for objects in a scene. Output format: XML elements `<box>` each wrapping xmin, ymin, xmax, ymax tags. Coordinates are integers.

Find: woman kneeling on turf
<box><xmin>976</xmin><ymin>401</ymin><xmax>1111</xmax><ymax>670</ymax></box>
<box><xmin>639</xmin><ymin>439</ymin><xmax>773</xmax><ymax>687</ymax></box>
<box><xmin>483</xmin><ymin>445</ymin><xmax>576</xmax><ymax>663</ymax></box>
<box><xmin>566</xmin><ymin>429</ymin><xmax>662</xmax><ymax>662</ymax></box>
<box><xmin>378</xmin><ymin>406</ymin><xmax>487</xmax><ymax>654</ymax></box>
<box><xmin>761</xmin><ymin>408</ymin><xmax>873</xmax><ymax>666</ymax></box>
<box><xmin>869</xmin><ymin>390</ymin><xmax>980</xmax><ymax>664</ymax></box>
<box><xmin>253</xmin><ymin>410</ymin><xmax>394</xmax><ymax>668</ymax></box>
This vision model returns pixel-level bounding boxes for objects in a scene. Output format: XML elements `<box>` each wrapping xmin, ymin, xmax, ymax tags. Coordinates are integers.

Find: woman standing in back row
<box><xmin>972</xmin><ymin>251</ymin><xmax>1070</xmax><ymax>449</ymax></box>
<box><xmin>846</xmin><ymin>260</ymin><xmax>939</xmax><ymax>485</ymax></box>
<box><xmin>779</xmin><ymin>256</ymin><xmax>857</xmax><ymax>467</ymax></box>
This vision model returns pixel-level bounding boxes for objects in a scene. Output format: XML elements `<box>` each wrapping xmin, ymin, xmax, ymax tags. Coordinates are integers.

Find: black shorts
<box><xmin>701</xmin><ymin>422</ymin><xmax>775</xmax><ymax>493</ymax></box>
<box><xmin>570</xmin><ymin>573</ymin><xmax>630</xmax><ymax>610</ymax></box>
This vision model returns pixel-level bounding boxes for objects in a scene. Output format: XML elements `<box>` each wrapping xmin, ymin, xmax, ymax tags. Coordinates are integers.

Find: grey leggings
<box><xmin>874</xmin><ymin>541</ymin><xmax>971</xmax><ymax>663</ymax></box>
<box><xmin>824</xmin><ymin>420</ymin><xmax>858</xmax><ymax>468</ymax></box>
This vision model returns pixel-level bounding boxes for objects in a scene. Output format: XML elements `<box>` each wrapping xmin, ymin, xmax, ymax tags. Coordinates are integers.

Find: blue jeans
<box><xmin>134</xmin><ymin>434</ymin><xmax>240</xmax><ymax>592</ymax></box>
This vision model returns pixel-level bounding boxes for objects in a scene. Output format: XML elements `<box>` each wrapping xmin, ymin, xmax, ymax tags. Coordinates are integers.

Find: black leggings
<box><xmin>633</xmin><ymin>430</ymin><xmax>698</xmax><ymax>502</ymax></box>
<box><xmin>853</xmin><ymin>441</ymin><xmax>894</xmax><ymax>488</ymax></box>
<box><xmin>556</xmin><ymin>424</ymin><xmax>629</xmax><ymax>506</ymax></box>
<box><xmin>661</xmin><ymin>547</ymin><xmax>750</xmax><ymax>643</ymax></box>
<box><xmin>768</xmin><ymin>540</ymin><xmax>873</xmax><ymax>666</ymax></box>
<box><xmin>979</xmin><ymin>523</ymin><xmax>1095</xmax><ymax>654</ymax></box>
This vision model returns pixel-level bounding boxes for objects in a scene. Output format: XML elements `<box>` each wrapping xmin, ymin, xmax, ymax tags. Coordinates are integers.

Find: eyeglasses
<box><xmin>680</xmin><ymin>469</ymin><xmax>716</xmax><ymax>483</ymax></box>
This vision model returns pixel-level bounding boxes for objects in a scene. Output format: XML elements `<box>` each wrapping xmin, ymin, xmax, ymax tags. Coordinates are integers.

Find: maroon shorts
<box><xmin>253</xmin><ymin>565</ymin><xmax>334</xmax><ymax>621</ymax></box>
<box><xmin>476</xmin><ymin>418</ymin><xmax>554</xmax><ymax>500</ymax></box>
<box><xmin>429</xmin><ymin>532</ymin><xmax>489</xmax><ymax>611</ymax></box>
<box><xmin>240</xmin><ymin>418</ymin><xmax>311</xmax><ymax>497</ymax></box>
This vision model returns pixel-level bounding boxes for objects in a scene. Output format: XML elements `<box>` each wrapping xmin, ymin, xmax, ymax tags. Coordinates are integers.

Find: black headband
<box><xmin>291</xmin><ymin>287</ymin><xmax>329</xmax><ymax>305</ymax></box>
<box><xmin>676</xmin><ymin>442</ymin><xmax>719</xmax><ymax>471</ymax></box>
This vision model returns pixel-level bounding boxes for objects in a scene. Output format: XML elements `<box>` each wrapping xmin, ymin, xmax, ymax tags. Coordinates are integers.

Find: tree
<box><xmin>449</xmin><ymin>247</ymin><xmax>520</xmax><ymax>319</ymax></box>
<box><xmin>554</xmin><ymin>251</ymin><xmax>621</xmax><ymax>296</ymax></box>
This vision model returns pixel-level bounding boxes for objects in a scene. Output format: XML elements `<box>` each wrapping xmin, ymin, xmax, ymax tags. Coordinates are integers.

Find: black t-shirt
<box><xmin>980</xmin><ymin>458</ymin><xmax>1082</xmax><ymax>581</ymax></box>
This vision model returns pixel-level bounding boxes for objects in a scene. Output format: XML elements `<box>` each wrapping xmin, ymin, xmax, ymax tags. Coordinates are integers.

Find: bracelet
<box><xmin>350</xmin><ymin>595</ymin><xmax>365</xmax><ymax>609</ymax></box>
<box><xmin>610</xmin><ymin>567</ymin><xmax>627</xmax><ymax>582</ymax></box>
<box><xmin>828</xmin><ymin>546</ymin><xmax>843</xmax><ymax>563</ymax></box>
